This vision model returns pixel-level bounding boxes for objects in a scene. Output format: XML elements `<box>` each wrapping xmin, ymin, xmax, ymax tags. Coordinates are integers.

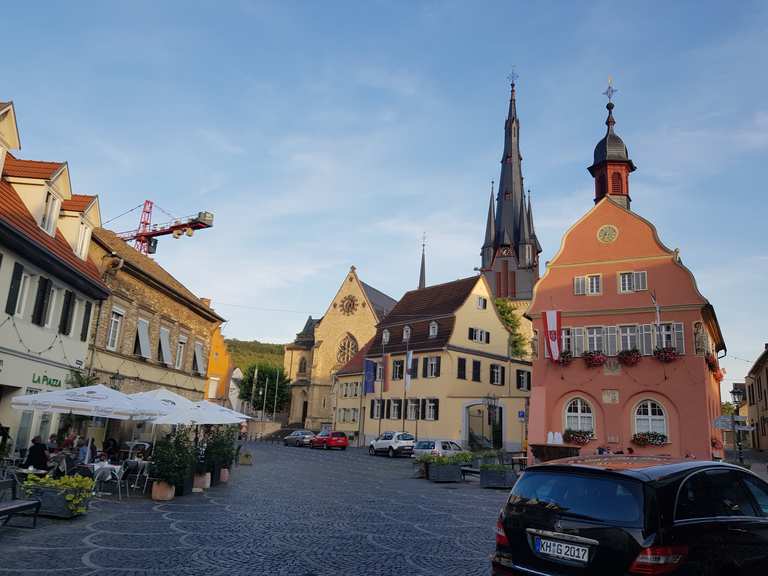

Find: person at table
<box><xmin>76</xmin><ymin>439</ymin><xmax>90</xmax><ymax>464</ymax></box>
<box><xmin>46</xmin><ymin>434</ymin><xmax>59</xmax><ymax>451</ymax></box>
<box><xmin>103</xmin><ymin>437</ymin><xmax>119</xmax><ymax>461</ymax></box>
<box><xmin>61</xmin><ymin>432</ymin><xmax>76</xmax><ymax>449</ymax></box>
<box><xmin>88</xmin><ymin>438</ymin><xmax>98</xmax><ymax>462</ymax></box>
<box><xmin>23</xmin><ymin>436</ymin><xmax>49</xmax><ymax>470</ymax></box>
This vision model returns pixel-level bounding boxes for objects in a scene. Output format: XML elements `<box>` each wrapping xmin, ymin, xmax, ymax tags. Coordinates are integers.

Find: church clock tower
<box><xmin>480</xmin><ymin>79</ymin><xmax>541</xmax><ymax>300</ymax></box>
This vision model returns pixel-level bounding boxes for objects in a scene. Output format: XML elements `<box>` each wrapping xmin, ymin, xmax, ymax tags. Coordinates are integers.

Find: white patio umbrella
<box><xmin>11</xmin><ymin>384</ymin><xmax>145</xmax><ymax>420</ymax></box>
<box><xmin>151</xmin><ymin>400</ymin><xmax>247</xmax><ymax>426</ymax></box>
<box><xmin>128</xmin><ymin>388</ymin><xmax>194</xmax><ymax>415</ymax></box>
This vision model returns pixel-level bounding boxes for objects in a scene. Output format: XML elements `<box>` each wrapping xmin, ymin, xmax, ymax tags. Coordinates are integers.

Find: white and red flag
<box><xmin>542</xmin><ymin>310</ymin><xmax>562</xmax><ymax>361</ymax></box>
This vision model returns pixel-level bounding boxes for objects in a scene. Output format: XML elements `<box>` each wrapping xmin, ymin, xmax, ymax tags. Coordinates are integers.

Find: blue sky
<box><xmin>5</xmin><ymin>1</ymin><xmax>767</xmax><ymax>396</ymax></box>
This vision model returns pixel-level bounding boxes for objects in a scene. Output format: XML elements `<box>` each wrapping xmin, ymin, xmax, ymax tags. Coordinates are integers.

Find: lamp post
<box><xmin>730</xmin><ymin>387</ymin><xmax>745</xmax><ymax>465</ymax></box>
<box><xmin>485</xmin><ymin>393</ymin><xmax>499</xmax><ymax>450</ymax></box>
<box><xmin>109</xmin><ymin>371</ymin><xmax>125</xmax><ymax>390</ymax></box>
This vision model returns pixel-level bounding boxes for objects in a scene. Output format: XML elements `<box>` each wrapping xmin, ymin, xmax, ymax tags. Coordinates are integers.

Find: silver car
<box><xmin>412</xmin><ymin>439</ymin><xmax>467</xmax><ymax>458</ymax></box>
<box><xmin>283</xmin><ymin>430</ymin><xmax>315</xmax><ymax>447</ymax></box>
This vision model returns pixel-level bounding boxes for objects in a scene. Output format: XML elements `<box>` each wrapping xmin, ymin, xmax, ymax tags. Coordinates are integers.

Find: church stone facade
<box><xmin>284</xmin><ymin>267</ymin><xmax>395</xmax><ymax>430</ymax></box>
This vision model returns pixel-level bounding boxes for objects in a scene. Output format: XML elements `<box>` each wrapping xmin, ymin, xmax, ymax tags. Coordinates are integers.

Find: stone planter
<box><xmin>25</xmin><ymin>486</ymin><xmax>89</xmax><ymax>519</ymax></box>
<box><xmin>412</xmin><ymin>461</ymin><xmax>429</xmax><ymax>479</ymax></box>
<box><xmin>220</xmin><ymin>467</ymin><xmax>230</xmax><ymax>483</ymax></box>
<box><xmin>193</xmin><ymin>472</ymin><xmax>211</xmax><ymax>492</ymax></box>
<box><xmin>175</xmin><ymin>469</ymin><xmax>194</xmax><ymax>497</ymax></box>
<box><xmin>529</xmin><ymin>444</ymin><xmax>581</xmax><ymax>464</ymax></box>
<box><xmin>480</xmin><ymin>468</ymin><xmax>518</xmax><ymax>489</ymax></box>
<box><xmin>151</xmin><ymin>481</ymin><xmax>175</xmax><ymax>501</ymax></box>
<box><xmin>428</xmin><ymin>463</ymin><xmax>462</xmax><ymax>483</ymax></box>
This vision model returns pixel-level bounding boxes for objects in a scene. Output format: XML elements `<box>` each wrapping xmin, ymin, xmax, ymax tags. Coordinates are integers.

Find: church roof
<box><xmin>380</xmin><ymin>275</ymin><xmax>478</xmax><ymax>326</ymax></box>
<box><xmin>360</xmin><ymin>281</ymin><xmax>397</xmax><ymax>319</ymax></box>
<box><xmin>288</xmin><ymin>315</ymin><xmax>321</xmax><ymax>349</ymax></box>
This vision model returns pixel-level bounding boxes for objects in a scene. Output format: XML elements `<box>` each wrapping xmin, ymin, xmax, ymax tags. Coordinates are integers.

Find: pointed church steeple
<box><xmin>481</xmin><ymin>182</ymin><xmax>496</xmax><ymax>269</ymax></box>
<box><xmin>495</xmin><ymin>79</ymin><xmax>525</xmax><ymax>250</ymax></box>
<box><xmin>418</xmin><ymin>236</ymin><xmax>426</xmax><ymax>290</ymax></box>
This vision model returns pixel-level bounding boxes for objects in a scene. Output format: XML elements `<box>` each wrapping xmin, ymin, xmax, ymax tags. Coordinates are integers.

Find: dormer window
<box><xmin>75</xmin><ymin>220</ymin><xmax>92</xmax><ymax>260</ymax></box>
<box><xmin>382</xmin><ymin>329</ymin><xmax>390</xmax><ymax>345</ymax></box>
<box><xmin>428</xmin><ymin>321</ymin><xmax>438</xmax><ymax>338</ymax></box>
<box><xmin>40</xmin><ymin>189</ymin><xmax>61</xmax><ymax>236</ymax></box>
<box><xmin>403</xmin><ymin>326</ymin><xmax>411</xmax><ymax>342</ymax></box>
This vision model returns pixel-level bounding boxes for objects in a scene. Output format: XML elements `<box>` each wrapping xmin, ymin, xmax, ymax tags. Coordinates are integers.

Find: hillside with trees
<box><xmin>225</xmin><ymin>339</ymin><xmax>285</xmax><ymax>371</ymax></box>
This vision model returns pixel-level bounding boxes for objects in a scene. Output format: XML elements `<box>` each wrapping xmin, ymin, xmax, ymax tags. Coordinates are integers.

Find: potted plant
<box><xmin>427</xmin><ymin>455</ymin><xmax>462</xmax><ymax>482</ymax></box>
<box><xmin>193</xmin><ymin>445</ymin><xmax>211</xmax><ymax>492</ymax></box>
<box><xmin>653</xmin><ymin>347</ymin><xmax>678</xmax><ymax>363</ymax></box>
<box><xmin>582</xmin><ymin>351</ymin><xmax>607</xmax><ymax>368</ymax></box>
<box><xmin>22</xmin><ymin>475</ymin><xmax>93</xmax><ymax>518</ymax></box>
<box><xmin>711</xmin><ymin>437</ymin><xmax>723</xmax><ymax>450</ymax></box>
<box><xmin>562</xmin><ymin>429</ymin><xmax>594</xmax><ymax>445</ymax></box>
<box><xmin>557</xmin><ymin>350</ymin><xmax>573</xmax><ymax>367</ymax></box>
<box><xmin>472</xmin><ymin>450</ymin><xmax>501</xmax><ymax>469</ymax></box>
<box><xmin>205</xmin><ymin>427</ymin><xmax>237</xmax><ymax>485</ymax></box>
<box><xmin>480</xmin><ymin>464</ymin><xmax>517</xmax><ymax>489</ymax></box>
<box><xmin>413</xmin><ymin>454</ymin><xmax>432</xmax><ymax>479</ymax></box>
<box><xmin>617</xmin><ymin>348</ymin><xmax>641</xmax><ymax>367</ymax></box>
<box><xmin>219</xmin><ymin>427</ymin><xmax>237</xmax><ymax>482</ymax></box>
<box><xmin>705</xmin><ymin>352</ymin><xmax>719</xmax><ymax>372</ymax></box>
<box><xmin>631</xmin><ymin>431</ymin><xmax>668</xmax><ymax>447</ymax></box>
<box><xmin>163</xmin><ymin>427</ymin><xmax>195</xmax><ymax>497</ymax></box>
<box><xmin>150</xmin><ymin>432</ymin><xmax>193</xmax><ymax>501</ymax></box>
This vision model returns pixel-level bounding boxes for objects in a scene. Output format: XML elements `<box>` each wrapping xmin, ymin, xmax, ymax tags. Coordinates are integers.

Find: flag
<box><xmin>650</xmin><ymin>290</ymin><xmax>661</xmax><ymax>327</ymax></box>
<box><xmin>382</xmin><ymin>353</ymin><xmax>390</xmax><ymax>392</ymax></box>
<box><xmin>542</xmin><ymin>310</ymin><xmax>562</xmax><ymax>361</ymax></box>
<box><xmin>363</xmin><ymin>360</ymin><xmax>376</xmax><ymax>394</ymax></box>
<box><xmin>405</xmin><ymin>350</ymin><xmax>413</xmax><ymax>391</ymax></box>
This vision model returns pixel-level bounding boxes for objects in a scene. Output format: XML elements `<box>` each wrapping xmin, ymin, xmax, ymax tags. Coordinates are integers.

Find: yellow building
<box><xmin>356</xmin><ymin>275</ymin><xmax>531</xmax><ymax>450</ymax></box>
<box><xmin>204</xmin><ymin>322</ymin><xmax>234</xmax><ymax>404</ymax></box>
<box><xmin>333</xmin><ymin>340</ymin><xmax>373</xmax><ymax>446</ymax></box>
<box><xmin>283</xmin><ymin>266</ymin><xmax>396</xmax><ymax>430</ymax></box>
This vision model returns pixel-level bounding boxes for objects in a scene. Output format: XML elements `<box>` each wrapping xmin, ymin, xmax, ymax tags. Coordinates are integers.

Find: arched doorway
<box><xmin>300</xmin><ymin>390</ymin><xmax>308</xmax><ymax>425</ymax></box>
<box><xmin>465</xmin><ymin>401</ymin><xmax>503</xmax><ymax>450</ymax></box>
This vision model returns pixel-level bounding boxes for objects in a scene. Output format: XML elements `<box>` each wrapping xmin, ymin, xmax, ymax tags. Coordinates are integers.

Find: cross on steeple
<box><xmin>603</xmin><ymin>76</ymin><xmax>617</xmax><ymax>102</ymax></box>
<box><xmin>418</xmin><ymin>233</ymin><xmax>427</xmax><ymax>290</ymax></box>
<box><xmin>507</xmin><ymin>68</ymin><xmax>518</xmax><ymax>86</ymax></box>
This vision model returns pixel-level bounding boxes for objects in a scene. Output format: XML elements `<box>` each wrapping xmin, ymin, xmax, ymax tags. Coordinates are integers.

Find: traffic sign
<box><xmin>714</xmin><ymin>421</ymin><xmax>734</xmax><ymax>431</ymax></box>
<box><xmin>518</xmin><ymin>410</ymin><xmax>526</xmax><ymax>422</ymax></box>
<box><xmin>735</xmin><ymin>425</ymin><xmax>755</xmax><ymax>432</ymax></box>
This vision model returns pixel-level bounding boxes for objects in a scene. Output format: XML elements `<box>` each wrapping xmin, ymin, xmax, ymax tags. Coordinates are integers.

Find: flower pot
<box><xmin>210</xmin><ymin>462</ymin><xmax>221</xmax><ymax>486</ymax></box>
<box><xmin>220</xmin><ymin>467</ymin><xmax>230</xmax><ymax>483</ymax></box>
<box><xmin>175</xmin><ymin>468</ymin><xmax>194</xmax><ymax>497</ymax></box>
<box><xmin>151</xmin><ymin>480</ymin><xmax>175</xmax><ymax>501</ymax></box>
<box><xmin>428</xmin><ymin>463</ymin><xmax>462</xmax><ymax>483</ymax></box>
<box><xmin>25</xmin><ymin>486</ymin><xmax>89</xmax><ymax>518</ymax></box>
<box><xmin>480</xmin><ymin>468</ymin><xmax>518</xmax><ymax>489</ymax></box>
<box><xmin>412</xmin><ymin>461</ymin><xmax>429</xmax><ymax>479</ymax></box>
<box><xmin>193</xmin><ymin>472</ymin><xmax>211</xmax><ymax>492</ymax></box>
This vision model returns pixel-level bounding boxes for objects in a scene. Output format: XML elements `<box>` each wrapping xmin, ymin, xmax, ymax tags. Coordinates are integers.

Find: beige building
<box><xmin>86</xmin><ymin>228</ymin><xmax>225</xmax><ymax>404</ymax></box>
<box><xmin>355</xmin><ymin>275</ymin><xmax>531</xmax><ymax>450</ymax></box>
<box><xmin>283</xmin><ymin>266</ymin><xmax>396</xmax><ymax>430</ymax></box>
<box><xmin>747</xmin><ymin>345</ymin><xmax>768</xmax><ymax>450</ymax></box>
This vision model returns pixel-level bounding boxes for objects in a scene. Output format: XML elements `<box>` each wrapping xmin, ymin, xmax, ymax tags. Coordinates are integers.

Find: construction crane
<box><xmin>116</xmin><ymin>200</ymin><xmax>214</xmax><ymax>255</ymax></box>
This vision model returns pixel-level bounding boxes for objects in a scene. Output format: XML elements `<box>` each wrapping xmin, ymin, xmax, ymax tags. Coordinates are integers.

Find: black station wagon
<box><xmin>492</xmin><ymin>455</ymin><xmax>768</xmax><ymax>575</ymax></box>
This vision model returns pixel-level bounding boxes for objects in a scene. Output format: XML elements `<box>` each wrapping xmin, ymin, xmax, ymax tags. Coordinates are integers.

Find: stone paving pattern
<box><xmin>0</xmin><ymin>443</ymin><xmax>508</xmax><ymax>575</ymax></box>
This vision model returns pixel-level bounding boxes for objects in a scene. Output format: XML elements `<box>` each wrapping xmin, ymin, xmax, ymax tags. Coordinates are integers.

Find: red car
<box><xmin>309</xmin><ymin>431</ymin><xmax>348</xmax><ymax>450</ymax></box>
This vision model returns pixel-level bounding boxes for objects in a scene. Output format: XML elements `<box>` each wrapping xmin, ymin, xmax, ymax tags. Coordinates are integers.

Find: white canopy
<box><xmin>11</xmin><ymin>384</ymin><xmax>146</xmax><ymax>420</ymax></box>
<box><xmin>128</xmin><ymin>388</ymin><xmax>195</xmax><ymax>416</ymax></box>
<box><xmin>152</xmin><ymin>400</ymin><xmax>249</xmax><ymax>425</ymax></box>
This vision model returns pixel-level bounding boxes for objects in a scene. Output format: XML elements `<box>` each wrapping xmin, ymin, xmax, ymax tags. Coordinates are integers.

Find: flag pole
<box><xmin>402</xmin><ymin>337</ymin><xmax>408</xmax><ymax>434</ymax></box>
<box><xmin>272</xmin><ymin>369</ymin><xmax>280</xmax><ymax>422</ymax></box>
<box><xmin>378</xmin><ymin>339</ymin><xmax>386</xmax><ymax>436</ymax></box>
<box><xmin>250</xmin><ymin>367</ymin><xmax>259</xmax><ymax>415</ymax></box>
<box><xmin>261</xmin><ymin>375</ymin><xmax>269</xmax><ymax>439</ymax></box>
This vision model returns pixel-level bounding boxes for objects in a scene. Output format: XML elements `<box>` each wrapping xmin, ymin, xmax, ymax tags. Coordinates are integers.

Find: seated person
<box><xmin>76</xmin><ymin>440</ymin><xmax>90</xmax><ymax>464</ymax></box>
<box><xmin>23</xmin><ymin>436</ymin><xmax>49</xmax><ymax>470</ymax></box>
<box><xmin>47</xmin><ymin>434</ymin><xmax>59</xmax><ymax>451</ymax></box>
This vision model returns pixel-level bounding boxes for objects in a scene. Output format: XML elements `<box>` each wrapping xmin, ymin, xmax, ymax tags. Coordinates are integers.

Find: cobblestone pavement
<box><xmin>0</xmin><ymin>443</ymin><xmax>509</xmax><ymax>576</ymax></box>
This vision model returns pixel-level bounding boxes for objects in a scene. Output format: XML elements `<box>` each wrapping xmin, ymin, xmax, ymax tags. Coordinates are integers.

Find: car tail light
<box><xmin>431</xmin><ymin>450</ymin><xmax>439</xmax><ymax>455</ymax></box>
<box><xmin>629</xmin><ymin>545</ymin><xmax>688</xmax><ymax>574</ymax></box>
<box><xmin>495</xmin><ymin>516</ymin><xmax>510</xmax><ymax>548</ymax></box>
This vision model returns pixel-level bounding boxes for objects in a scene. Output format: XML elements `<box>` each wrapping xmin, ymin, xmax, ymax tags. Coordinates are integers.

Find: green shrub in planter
<box><xmin>479</xmin><ymin>464</ymin><xmax>518</xmax><ymax>489</ymax></box>
<box><xmin>152</xmin><ymin>428</ymin><xmax>195</xmax><ymax>490</ymax></box>
<box><xmin>427</xmin><ymin>454</ymin><xmax>468</xmax><ymax>482</ymax></box>
<box><xmin>23</xmin><ymin>475</ymin><xmax>94</xmax><ymax>518</ymax></box>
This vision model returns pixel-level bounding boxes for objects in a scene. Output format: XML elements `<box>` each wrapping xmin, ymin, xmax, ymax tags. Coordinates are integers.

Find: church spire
<box><xmin>481</xmin><ymin>181</ymin><xmax>496</xmax><ymax>269</ymax></box>
<box><xmin>495</xmin><ymin>77</ymin><xmax>525</xmax><ymax>250</ymax></box>
<box><xmin>418</xmin><ymin>234</ymin><xmax>426</xmax><ymax>290</ymax></box>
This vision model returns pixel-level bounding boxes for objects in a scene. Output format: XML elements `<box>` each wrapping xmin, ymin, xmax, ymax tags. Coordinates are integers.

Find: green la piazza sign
<box><xmin>32</xmin><ymin>373</ymin><xmax>63</xmax><ymax>388</ymax></box>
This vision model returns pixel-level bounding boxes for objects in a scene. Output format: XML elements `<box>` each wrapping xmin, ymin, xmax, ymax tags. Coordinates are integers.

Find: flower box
<box><xmin>653</xmin><ymin>347</ymin><xmax>678</xmax><ymax>363</ymax></box>
<box><xmin>557</xmin><ymin>351</ymin><xmax>573</xmax><ymax>367</ymax></box>
<box><xmin>583</xmin><ymin>351</ymin><xmax>607</xmax><ymax>368</ymax></box>
<box><xmin>428</xmin><ymin>463</ymin><xmax>462</xmax><ymax>483</ymax></box>
<box><xmin>631</xmin><ymin>432</ymin><xmax>668</xmax><ymax>447</ymax></box>
<box><xmin>24</xmin><ymin>486</ymin><xmax>88</xmax><ymax>519</ymax></box>
<box><xmin>617</xmin><ymin>349</ymin><xmax>641</xmax><ymax>367</ymax></box>
<box><xmin>480</xmin><ymin>466</ymin><xmax>517</xmax><ymax>489</ymax></box>
<box><xmin>562</xmin><ymin>429</ymin><xmax>594</xmax><ymax>445</ymax></box>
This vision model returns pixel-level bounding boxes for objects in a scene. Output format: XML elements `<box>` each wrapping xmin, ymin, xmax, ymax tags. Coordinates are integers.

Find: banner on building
<box><xmin>405</xmin><ymin>350</ymin><xmax>413</xmax><ymax>391</ymax></box>
<box><xmin>363</xmin><ymin>360</ymin><xmax>376</xmax><ymax>394</ymax></box>
<box><xmin>382</xmin><ymin>353</ymin><xmax>390</xmax><ymax>392</ymax></box>
<box><xmin>542</xmin><ymin>310</ymin><xmax>562</xmax><ymax>361</ymax></box>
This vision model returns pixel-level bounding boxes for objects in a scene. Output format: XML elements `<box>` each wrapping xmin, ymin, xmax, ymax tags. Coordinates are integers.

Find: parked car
<box><xmin>492</xmin><ymin>455</ymin><xmax>768</xmax><ymax>575</ymax></box>
<box><xmin>413</xmin><ymin>439</ymin><xmax>466</xmax><ymax>459</ymax></box>
<box><xmin>309</xmin><ymin>431</ymin><xmax>349</xmax><ymax>450</ymax></box>
<box><xmin>369</xmin><ymin>431</ymin><xmax>415</xmax><ymax>457</ymax></box>
<box><xmin>283</xmin><ymin>430</ymin><xmax>315</xmax><ymax>447</ymax></box>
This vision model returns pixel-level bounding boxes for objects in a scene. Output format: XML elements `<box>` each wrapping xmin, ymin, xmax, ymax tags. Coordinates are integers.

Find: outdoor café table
<box><xmin>90</xmin><ymin>462</ymin><xmax>121</xmax><ymax>496</ymax></box>
<box><xmin>10</xmin><ymin>467</ymin><xmax>49</xmax><ymax>480</ymax></box>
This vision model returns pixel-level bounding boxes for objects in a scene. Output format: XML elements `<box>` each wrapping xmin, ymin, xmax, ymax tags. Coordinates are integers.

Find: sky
<box><xmin>4</xmin><ymin>1</ymin><xmax>767</xmax><ymax>398</ymax></box>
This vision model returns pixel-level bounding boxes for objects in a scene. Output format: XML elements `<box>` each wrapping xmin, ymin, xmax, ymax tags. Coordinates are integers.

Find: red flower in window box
<box><xmin>711</xmin><ymin>437</ymin><xmax>723</xmax><ymax>450</ymax></box>
<box><xmin>713</xmin><ymin>369</ymin><xmax>724</xmax><ymax>383</ymax></box>
<box><xmin>631</xmin><ymin>432</ymin><xmax>667</xmax><ymax>447</ymax></box>
<box><xmin>653</xmin><ymin>347</ymin><xmax>678</xmax><ymax>363</ymax></box>
<box><xmin>617</xmin><ymin>348</ymin><xmax>641</xmax><ymax>367</ymax></box>
<box><xmin>563</xmin><ymin>429</ymin><xmax>594</xmax><ymax>445</ymax></box>
<box><xmin>705</xmin><ymin>352</ymin><xmax>719</xmax><ymax>373</ymax></box>
<box><xmin>556</xmin><ymin>350</ymin><xmax>573</xmax><ymax>367</ymax></box>
<box><xmin>582</xmin><ymin>351</ymin><xmax>607</xmax><ymax>368</ymax></box>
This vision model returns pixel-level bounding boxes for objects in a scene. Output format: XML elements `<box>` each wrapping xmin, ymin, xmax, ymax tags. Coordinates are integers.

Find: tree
<box><xmin>721</xmin><ymin>402</ymin><xmax>735</xmax><ymax>416</ymax></box>
<box><xmin>239</xmin><ymin>363</ymin><xmax>290</xmax><ymax>414</ymax></box>
<box><xmin>494</xmin><ymin>298</ymin><xmax>528</xmax><ymax>359</ymax></box>
<box><xmin>66</xmin><ymin>370</ymin><xmax>99</xmax><ymax>388</ymax></box>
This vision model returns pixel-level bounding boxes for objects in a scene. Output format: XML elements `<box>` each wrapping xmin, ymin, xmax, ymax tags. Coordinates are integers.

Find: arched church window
<box><xmin>336</xmin><ymin>334</ymin><xmax>358</xmax><ymax>364</ymax></box>
<box><xmin>611</xmin><ymin>172</ymin><xmax>623</xmax><ymax>195</ymax></box>
<box><xmin>298</xmin><ymin>357</ymin><xmax>307</xmax><ymax>374</ymax></box>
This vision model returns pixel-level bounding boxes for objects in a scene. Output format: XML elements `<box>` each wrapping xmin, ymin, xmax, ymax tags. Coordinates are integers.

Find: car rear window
<box><xmin>331</xmin><ymin>432</ymin><xmax>346</xmax><ymax>438</ymax></box>
<box><xmin>510</xmin><ymin>470</ymin><xmax>645</xmax><ymax>527</ymax></box>
<box><xmin>398</xmin><ymin>433</ymin><xmax>415</xmax><ymax>441</ymax></box>
<box><xmin>416</xmin><ymin>441</ymin><xmax>435</xmax><ymax>449</ymax></box>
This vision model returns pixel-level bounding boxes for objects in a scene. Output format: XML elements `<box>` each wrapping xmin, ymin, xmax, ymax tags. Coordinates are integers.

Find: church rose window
<box><xmin>337</xmin><ymin>334</ymin><xmax>358</xmax><ymax>364</ymax></box>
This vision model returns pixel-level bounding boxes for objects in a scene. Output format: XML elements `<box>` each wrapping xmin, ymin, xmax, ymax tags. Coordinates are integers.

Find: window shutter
<box><xmin>501</xmin><ymin>366</ymin><xmax>506</xmax><ymax>386</ymax></box>
<box><xmin>674</xmin><ymin>323</ymin><xmax>685</xmax><ymax>354</ymax></box>
<box><xmin>634</xmin><ymin>271</ymin><xmax>647</xmax><ymax>291</ymax></box>
<box><xmin>58</xmin><ymin>290</ymin><xmax>74</xmax><ymax>334</ymax></box>
<box><xmin>370</xmin><ymin>399</ymin><xmax>375</xmax><ymax>416</ymax></box>
<box><xmin>489</xmin><ymin>364</ymin><xmax>494</xmax><ymax>383</ymax></box>
<box><xmin>435</xmin><ymin>357</ymin><xmax>441</xmax><ymax>377</ymax></box>
<box><xmin>457</xmin><ymin>357</ymin><xmax>466</xmax><ymax>379</ymax></box>
<box><xmin>485</xmin><ymin>331</ymin><xmax>490</xmax><ymax>344</ymax></box>
<box><xmin>573</xmin><ymin>327</ymin><xmax>584</xmax><ymax>357</ymax></box>
<box><xmin>385</xmin><ymin>399</ymin><xmax>391</xmax><ymax>419</ymax></box>
<box><xmin>411</xmin><ymin>357</ymin><xmax>418</xmax><ymax>379</ymax></box>
<box><xmin>80</xmin><ymin>301</ymin><xmax>92</xmax><ymax>342</ymax></box>
<box><xmin>468</xmin><ymin>327</ymin><xmax>474</xmax><ymax>340</ymax></box>
<box><xmin>159</xmin><ymin>327</ymin><xmax>172</xmax><ymax>365</ymax></box>
<box><xmin>193</xmin><ymin>341</ymin><xmax>205</xmax><ymax>375</ymax></box>
<box><xmin>420</xmin><ymin>398</ymin><xmax>426</xmax><ymax>420</ymax></box>
<box><xmin>5</xmin><ymin>262</ymin><xmax>23</xmax><ymax>315</ymax></box>
<box><xmin>433</xmin><ymin>399</ymin><xmax>439</xmax><ymax>421</ymax></box>
<box><xmin>32</xmin><ymin>277</ymin><xmax>50</xmax><ymax>326</ymax></box>
<box><xmin>606</xmin><ymin>326</ymin><xmax>618</xmax><ymax>356</ymax></box>
<box><xmin>422</xmin><ymin>357</ymin><xmax>428</xmax><ymax>378</ymax></box>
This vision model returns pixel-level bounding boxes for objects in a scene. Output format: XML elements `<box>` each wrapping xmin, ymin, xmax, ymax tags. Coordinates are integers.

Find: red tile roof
<box><xmin>0</xmin><ymin>179</ymin><xmax>106</xmax><ymax>289</ymax></box>
<box><xmin>382</xmin><ymin>276</ymin><xmax>479</xmax><ymax>325</ymax></box>
<box><xmin>2</xmin><ymin>152</ymin><xmax>63</xmax><ymax>180</ymax></box>
<box><xmin>61</xmin><ymin>194</ymin><xmax>95</xmax><ymax>213</ymax></box>
<box><xmin>336</xmin><ymin>338</ymin><xmax>375</xmax><ymax>376</ymax></box>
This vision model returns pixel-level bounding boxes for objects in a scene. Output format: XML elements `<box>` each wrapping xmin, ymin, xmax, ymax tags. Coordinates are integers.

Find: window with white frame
<box><xmin>572</xmin><ymin>327</ymin><xmax>585</xmax><ymax>356</ymax></box>
<box><xmin>382</xmin><ymin>329</ymin><xmax>390</xmax><ymax>345</ymax></box>
<box><xmin>490</xmin><ymin>364</ymin><xmax>504</xmax><ymax>386</ymax></box>
<box><xmin>640</xmin><ymin>324</ymin><xmax>653</xmax><ymax>355</ymax></box>
<box><xmin>619</xmin><ymin>325</ymin><xmax>639</xmax><ymax>351</ymax></box>
<box><xmin>351</xmin><ymin>408</ymin><xmax>358</xmax><ymax>422</ymax></box>
<box><xmin>392</xmin><ymin>360</ymin><xmax>404</xmax><ymax>380</ymax></box>
<box><xmin>44</xmin><ymin>286</ymin><xmax>58</xmax><ymax>328</ymax></box>
<box><xmin>372</xmin><ymin>399</ymin><xmax>382</xmax><ymax>419</ymax></box>
<box><xmin>469</xmin><ymin>327</ymin><xmax>490</xmax><ymax>343</ymax></box>
<box><xmin>565</xmin><ymin>398</ymin><xmax>594</xmax><ymax>432</ymax></box>
<box><xmin>429</xmin><ymin>321</ymin><xmax>438</xmax><ymax>338</ymax></box>
<box><xmin>402</xmin><ymin>326</ymin><xmax>411</xmax><ymax>342</ymax></box>
<box><xmin>391</xmin><ymin>399</ymin><xmax>401</xmax><ymax>420</ymax></box>
<box><xmin>516</xmin><ymin>369</ymin><xmax>531</xmax><ymax>391</ymax></box>
<box><xmin>40</xmin><ymin>190</ymin><xmax>61</xmax><ymax>235</ymax></box>
<box><xmin>427</xmin><ymin>356</ymin><xmax>440</xmax><ymax>378</ymax></box>
<box><xmin>619</xmin><ymin>271</ymin><xmax>648</xmax><ymax>293</ymax></box>
<box><xmin>14</xmin><ymin>272</ymin><xmax>31</xmax><ymax>317</ymax></box>
<box><xmin>561</xmin><ymin>328</ymin><xmax>572</xmax><ymax>352</ymax></box>
<box><xmin>587</xmin><ymin>274</ymin><xmax>602</xmax><ymax>295</ymax></box>
<box><xmin>606</xmin><ymin>326</ymin><xmax>618</xmax><ymax>356</ymax></box>
<box><xmin>635</xmin><ymin>400</ymin><xmax>667</xmax><ymax>436</ymax></box>
<box><xmin>106</xmin><ymin>308</ymin><xmax>124</xmax><ymax>351</ymax></box>
<box><xmin>175</xmin><ymin>336</ymin><xmax>187</xmax><ymax>370</ymax></box>
<box><xmin>476</xmin><ymin>296</ymin><xmax>488</xmax><ymax>309</ymax></box>
<box><xmin>75</xmin><ymin>221</ymin><xmax>92</xmax><ymax>260</ymax></box>
<box><xmin>659</xmin><ymin>322</ymin><xmax>685</xmax><ymax>353</ymax></box>
<box><xmin>573</xmin><ymin>276</ymin><xmax>586</xmax><ymax>295</ymax></box>
<box><xmin>586</xmin><ymin>327</ymin><xmax>605</xmax><ymax>353</ymax></box>
<box><xmin>407</xmin><ymin>399</ymin><xmax>419</xmax><ymax>420</ymax></box>
<box><xmin>376</xmin><ymin>361</ymin><xmax>383</xmax><ymax>381</ymax></box>
<box><xmin>425</xmin><ymin>398</ymin><xmax>438</xmax><ymax>420</ymax></box>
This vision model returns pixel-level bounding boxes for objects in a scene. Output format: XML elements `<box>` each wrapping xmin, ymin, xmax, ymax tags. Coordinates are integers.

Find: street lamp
<box><xmin>730</xmin><ymin>387</ymin><xmax>745</xmax><ymax>465</ymax></box>
<box><xmin>109</xmin><ymin>371</ymin><xmax>125</xmax><ymax>390</ymax></box>
<box><xmin>484</xmin><ymin>394</ymin><xmax>499</xmax><ymax>450</ymax></box>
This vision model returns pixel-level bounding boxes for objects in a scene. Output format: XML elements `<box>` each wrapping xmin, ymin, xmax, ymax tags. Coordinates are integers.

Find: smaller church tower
<box><xmin>587</xmin><ymin>86</ymin><xmax>636</xmax><ymax>209</ymax></box>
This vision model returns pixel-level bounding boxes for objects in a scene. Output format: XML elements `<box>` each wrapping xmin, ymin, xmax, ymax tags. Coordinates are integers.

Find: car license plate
<box><xmin>534</xmin><ymin>537</ymin><xmax>588</xmax><ymax>563</ymax></box>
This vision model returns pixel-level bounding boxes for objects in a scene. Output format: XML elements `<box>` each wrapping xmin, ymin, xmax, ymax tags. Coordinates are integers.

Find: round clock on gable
<box><xmin>340</xmin><ymin>295</ymin><xmax>358</xmax><ymax>316</ymax></box>
<box><xmin>597</xmin><ymin>224</ymin><xmax>619</xmax><ymax>244</ymax></box>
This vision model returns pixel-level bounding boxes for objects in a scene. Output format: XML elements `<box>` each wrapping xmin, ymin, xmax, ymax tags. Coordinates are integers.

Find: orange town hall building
<box><xmin>527</xmin><ymin>98</ymin><xmax>726</xmax><ymax>461</ymax></box>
